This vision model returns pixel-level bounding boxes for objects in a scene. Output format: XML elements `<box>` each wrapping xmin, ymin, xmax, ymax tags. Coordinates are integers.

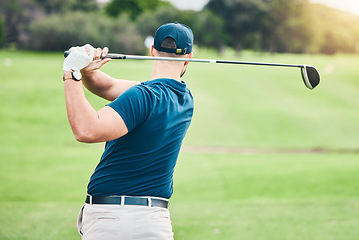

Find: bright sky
<box><xmin>165</xmin><ymin>0</ymin><xmax>359</xmax><ymax>15</ymax></box>
<box><xmin>310</xmin><ymin>0</ymin><xmax>359</xmax><ymax>15</ymax></box>
<box><xmin>165</xmin><ymin>0</ymin><xmax>209</xmax><ymax>11</ymax></box>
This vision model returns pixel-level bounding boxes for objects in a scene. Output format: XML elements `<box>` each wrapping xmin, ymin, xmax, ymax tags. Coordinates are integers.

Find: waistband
<box><xmin>85</xmin><ymin>195</ymin><xmax>169</xmax><ymax>209</ymax></box>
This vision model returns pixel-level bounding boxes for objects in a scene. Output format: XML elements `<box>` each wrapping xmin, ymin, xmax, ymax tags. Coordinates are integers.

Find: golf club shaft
<box><xmin>63</xmin><ymin>50</ymin><xmax>319</xmax><ymax>89</ymax></box>
<box><xmin>64</xmin><ymin>51</ymin><xmax>304</xmax><ymax>68</ymax></box>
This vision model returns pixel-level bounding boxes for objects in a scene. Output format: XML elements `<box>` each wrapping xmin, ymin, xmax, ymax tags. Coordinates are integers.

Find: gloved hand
<box><xmin>63</xmin><ymin>44</ymin><xmax>95</xmax><ymax>73</ymax></box>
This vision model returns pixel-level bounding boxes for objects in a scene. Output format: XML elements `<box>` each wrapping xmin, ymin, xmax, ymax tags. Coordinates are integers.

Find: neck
<box><xmin>151</xmin><ymin>60</ymin><xmax>184</xmax><ymax>82</ymax></box>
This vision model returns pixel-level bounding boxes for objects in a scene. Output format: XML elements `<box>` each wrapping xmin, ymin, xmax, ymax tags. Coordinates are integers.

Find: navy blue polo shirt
<box><xmin>87</xmin><ymin>78</ymin><xmax>194</xmax><ymax>199</ymax></box>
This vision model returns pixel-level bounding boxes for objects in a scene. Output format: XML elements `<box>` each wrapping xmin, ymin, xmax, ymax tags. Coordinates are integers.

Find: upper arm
<box><xmin>80</xmin><ymin>106</ymin><xmax>129</xmax><ymax>143</ymax></box>
<box><xmin>105</xmin><ymin>79</ymin><xmax>140</xmax><ymax>101</ymax></box>
<box><xmin>78</xmin><ymin>85</ymin><xmax>151</xmax><ymax>143</ymax></box>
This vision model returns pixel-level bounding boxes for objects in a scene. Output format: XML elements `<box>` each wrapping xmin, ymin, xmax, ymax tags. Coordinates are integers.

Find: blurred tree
<box><xmin>104</xmin><ymin>0</ymin><xmax>169</xmax><ymax>20</ymax></box>
<box><xmin>0</xmin><ymin>16</ymin><xmax>5</xmax><ymax>48</ymax></box>
<box><xmin>0</xmin><ymin>0</ymin><xmax>21</xmax><ymax>46</ymax></box>
<box><xmin>0</xmin><ymin>0</ymin><xmax>42</xmax><ymax>48</ymax></box>
<box><xmin>0</xmin><ymin>0</ymin><xmax>98</xmax><ymax>48</ymax></box>
<box><xmin>186</xmin><ymin>10</ymin><xmax>226</xmax><ymax>50</ymax></box>
<box><xmin>1</xmin><ymin>0</ymin><xmax>358</xmax><ymax>54</ymax></box>
<box><xmin>35</xmin><ymin>0</ymin><xmax>98</xmax><ymax>14</ymax></box>
<box><xmin>205</xmin><ymin>0</ymin><xmax>314</xmax><ymax>53</ymax></box>
<box><xmin>136</xmin><ymin>6</ymin><xmax>181</xmax><ymax>37</ymax></box>
<box><xmin>29</xmin><ymin>12</ymin><xmax>146</xmax><ymax>54</ymax></box>
<box><xmin>136</xmin><ymin>5</ymin><xmax>226</xmax><ymax>51</ymax></box>
<box><xmin>311</xmin><ymin>3</ymin><xmax>359</xmax><ymax>54</ymax></box>
<box><xmin>206</xmin><ymin>0</ymin><xmax>272</xmax><ymax>51</ymax></box>
<box><xmin>266</xmin><ymin>0</ymin><xmax>314</xmax><ymax>53</ymax></box>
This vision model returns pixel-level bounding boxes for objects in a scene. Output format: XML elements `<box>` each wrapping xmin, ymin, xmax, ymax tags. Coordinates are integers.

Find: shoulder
<box><xmin>116</xmin><ymin>83</ymin><xmax>155</xmax><ymax>99</ymax></box>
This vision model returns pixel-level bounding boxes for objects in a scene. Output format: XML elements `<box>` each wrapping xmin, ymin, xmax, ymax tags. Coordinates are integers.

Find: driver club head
<box><xmin>301</xmin><ymin>65</ymin><xmax>320</xmax><ymax>90</ymax></box>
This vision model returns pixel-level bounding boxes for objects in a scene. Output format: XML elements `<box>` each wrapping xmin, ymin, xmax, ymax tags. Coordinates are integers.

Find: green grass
<box><xmin>171</xmin><ymin>153</ymin><xmax>359</xmax><ymax>239</ymax></box>
<box><xmin>0</xmin><ymin>50</ymin><xmax>358</xmax><ymax>239</ymax></box>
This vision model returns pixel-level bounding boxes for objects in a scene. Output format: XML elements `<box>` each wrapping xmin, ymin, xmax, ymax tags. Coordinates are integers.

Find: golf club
<box><xmin>64</xmin><ymin>51</ymin><xmax>320</xmax><ymax>90</ymax></box>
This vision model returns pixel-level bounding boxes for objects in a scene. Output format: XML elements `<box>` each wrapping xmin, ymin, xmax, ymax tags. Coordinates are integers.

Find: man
<box><xmin>62</xmin><ymin>22</ymin><xmax>194</xmax><ymax>240</ymax></box>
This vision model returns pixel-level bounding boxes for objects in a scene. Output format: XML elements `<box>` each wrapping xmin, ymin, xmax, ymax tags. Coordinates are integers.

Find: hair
<box><xmin>161</xmin><ymin>37</ymin><xmax>177</xmax><ymax>49</ymax></box>
<box><xmin>157</xmin><ymin>37</ymin><xmax>181</xmax><ymax>57</ymax></box>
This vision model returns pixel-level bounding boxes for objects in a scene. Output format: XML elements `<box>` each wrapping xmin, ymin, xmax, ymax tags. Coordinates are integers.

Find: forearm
<box><xmin>63</xmin><ymin>45</ymin><xmax>130</xmax><ymax>143</ymax></box>
<box><xmin>64</xmin><ymin>79</ymin><xmax>100</xmax><ymax>142</ymax></box>
<box><xmin>81</xmin><ymin>69</ymin><xmax>116</xmax><ymax>100</ymax></box>
<box><xmin>81</xmin><ymin>69</ymin><xmax>140</xmax><ymax>101</ymax></box>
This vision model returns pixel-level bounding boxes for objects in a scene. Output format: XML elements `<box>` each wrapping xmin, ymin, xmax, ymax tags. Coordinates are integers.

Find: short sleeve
<box><xmin>107</xmin><ymin>85</ymin><xmax>152</xmax><ymax>132</ymax></box>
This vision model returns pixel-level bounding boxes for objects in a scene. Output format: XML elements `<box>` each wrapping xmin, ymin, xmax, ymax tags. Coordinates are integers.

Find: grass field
<box><xmin>0</xmin><ymin>49</ymin><xmax>359</xmax><ymax>239</ymax></box>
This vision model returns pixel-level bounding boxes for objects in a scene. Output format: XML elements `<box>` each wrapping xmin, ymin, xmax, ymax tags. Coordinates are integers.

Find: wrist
<box><xmin>63</xmin><ymin>70</ymin><xmax>82</xmax><ymax>81</ymax></box>
<box><xmin>80</xmin><ymin>68</ymin><xmax>96</xmax><ymax>78</ymax></box>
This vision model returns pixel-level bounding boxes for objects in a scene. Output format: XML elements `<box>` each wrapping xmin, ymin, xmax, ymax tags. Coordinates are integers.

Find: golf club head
<box><xmin>301</xmin><ymin>65</ymin><xmax>320</xmax><ymax>90</ymax></box>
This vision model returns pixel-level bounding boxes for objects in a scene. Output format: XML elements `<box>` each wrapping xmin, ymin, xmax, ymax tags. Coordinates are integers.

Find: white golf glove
<box><xmin>63</xmin><ymin>44</ymin><xmax>95</xmax><ymax>74</ymax></box>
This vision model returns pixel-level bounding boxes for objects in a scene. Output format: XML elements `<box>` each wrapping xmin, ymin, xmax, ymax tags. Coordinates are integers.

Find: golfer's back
<box><xmin>87</xmin><ymin>78</ymin><xmax>194</xmax><ymax>199</ymax></box>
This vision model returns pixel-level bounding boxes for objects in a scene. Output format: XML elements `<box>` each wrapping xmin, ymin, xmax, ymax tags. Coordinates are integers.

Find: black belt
<box><xmin>85</xmin><ymin>195</ymin><xmax>169</xmax><ymax>209</ymax></box>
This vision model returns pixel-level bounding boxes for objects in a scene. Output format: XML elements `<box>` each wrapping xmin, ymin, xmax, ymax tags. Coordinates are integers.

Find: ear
<box><xmin>184</xmin><ymin>52</ymin><xmax>193</xmax><ymax>66</ymax></box>
<box><xmin>150</xmin><ymin>45</ymin><xmax>155</xmax><ymax>57</ymax></box>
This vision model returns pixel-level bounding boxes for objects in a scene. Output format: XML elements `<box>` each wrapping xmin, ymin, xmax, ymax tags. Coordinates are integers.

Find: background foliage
<box><xmin>29</xmin><ymin>13</ymin><xmax>146</xmax><ymax>54</ymax></box>
<box><xmin>0</xmin><ymin>0</ymin><xmax>359</xmax><ymax>54</ymax></box>
<box><xmin>104</xmin><ymin>0</ymin><xmax>169</xmax><ymax>20</ymax></box>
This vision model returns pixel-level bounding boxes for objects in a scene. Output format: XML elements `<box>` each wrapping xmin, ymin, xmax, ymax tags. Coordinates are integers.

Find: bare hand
<box><xmin>82</xmin><ymin>47</ymin><xmax>112</xmax><ymax>73</ymax></box>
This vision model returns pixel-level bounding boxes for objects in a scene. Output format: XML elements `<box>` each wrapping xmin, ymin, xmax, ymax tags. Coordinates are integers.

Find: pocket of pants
<box><xmin>82</xmin><ymin>204</ymin><xmax>123</xmax><ymax>236</ymax></box>
<box><xmin>151</xmin><ymin>208</ymin><xmax>171</xmax><ymax>220</ymax></box>
<box><xmin>77</xmin><ymin>205</ymin><xmax>85</xmax><ymax>236</ymax></box>
<box><xmin>150</xmin><ymin>209</ymin><xmax>172</xmax><ymax>231</ymax></box>
<box><xmin>149</xmin><ymin>208</ymin><xmax>174</xmax><ymax>239</ymax></box>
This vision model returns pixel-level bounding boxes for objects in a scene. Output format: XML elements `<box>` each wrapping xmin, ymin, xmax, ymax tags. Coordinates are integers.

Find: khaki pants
<box><xmin>77</xmin><ymin>203</ymin><xmax>174</xmax><ymax>240</ymax></box>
